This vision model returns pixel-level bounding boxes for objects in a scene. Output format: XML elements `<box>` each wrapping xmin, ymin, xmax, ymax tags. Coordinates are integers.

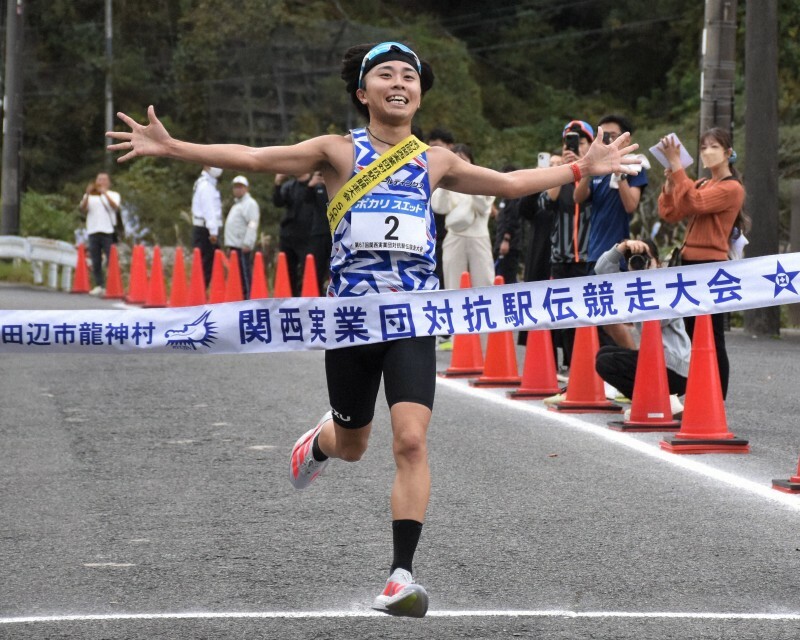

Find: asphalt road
<box><xmin>2</xmin><ymin>282</ymin><xmax>800</xmax><ymax>639</ymax></box>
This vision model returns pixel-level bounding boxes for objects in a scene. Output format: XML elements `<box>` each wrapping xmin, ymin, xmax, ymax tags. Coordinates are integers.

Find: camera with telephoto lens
<box><xmin>625</xmin><ymin>251</ymin><xmax>650</xmax><ymax>271</ymax></box>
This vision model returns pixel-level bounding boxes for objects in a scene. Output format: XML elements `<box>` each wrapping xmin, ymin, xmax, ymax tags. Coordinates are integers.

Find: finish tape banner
<box><xmin>1</xmin><ymin>253</ymin><xmax>798</xmax><ymax>355</ymax></box>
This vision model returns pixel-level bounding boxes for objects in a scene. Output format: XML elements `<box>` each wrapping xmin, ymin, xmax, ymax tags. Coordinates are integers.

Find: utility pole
<box><xmin>104</xmin><ymin>0</ymin><xmax>113</xmax><ymax>171</ymax></box>
<box><xmin>699</xmin><ymin>1</ymin><xmax>737</xmax><ymax>145</ymax></box>
<box><xmin>743</xmin><ymin>0</ymin><xmax>781</xmax><ymax>336</ymax></box>
<box><xmin>1</xmin><ymin>0</ymin><xmax>24</xmax><ymax>235</ymax></box>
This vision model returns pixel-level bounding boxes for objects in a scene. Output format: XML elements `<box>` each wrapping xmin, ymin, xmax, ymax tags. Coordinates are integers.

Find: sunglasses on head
<box><xmin>358</xmin><ymin>42</ymin><xmax>422</xmax><ymax>89</ymax></box>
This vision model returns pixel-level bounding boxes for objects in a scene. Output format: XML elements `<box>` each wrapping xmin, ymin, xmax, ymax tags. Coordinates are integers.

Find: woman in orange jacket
<box><xmin>658</xmin><ymin>127</ymin><xmax>748</xmax><ymax>399</ymax></box>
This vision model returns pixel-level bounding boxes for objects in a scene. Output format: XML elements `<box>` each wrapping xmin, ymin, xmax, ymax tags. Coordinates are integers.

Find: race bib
<box><xmin>350</xmin><ymin>195</ymin><xmax>428</xmax><ymax>254</ymax></box>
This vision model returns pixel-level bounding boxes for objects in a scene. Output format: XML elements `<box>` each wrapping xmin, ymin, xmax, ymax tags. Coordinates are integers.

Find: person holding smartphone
<box><xmin>78</xmin><ymin>172</ymin><xmax>121</xmax><ymax>296</ymax></box>
<box><xmin>574</xmin><ymin>114</ymin><xmax>649</xmax><ymax>272</ymax></box>
<box><xmin>539</xmin><ymin>120</ymin><xmax>595</xmax><ymax>373</ymax></box>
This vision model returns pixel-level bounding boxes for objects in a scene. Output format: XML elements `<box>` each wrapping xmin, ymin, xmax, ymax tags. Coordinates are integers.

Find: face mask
<box><xmin>700</xmin><ymin>148</ymin><xmax>726</xmax><ymax>170</ymax></box>
<box><xmin>207</xmin><ymin>167</ymin><xmax>223</xmax><ymax>178</ymax></box>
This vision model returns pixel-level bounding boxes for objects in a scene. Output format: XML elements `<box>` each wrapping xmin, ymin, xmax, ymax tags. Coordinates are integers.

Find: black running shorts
<box><xmin>324</xmin><ymin>336</ymin><xmax>436</xmax><ymax>429</ymax></box>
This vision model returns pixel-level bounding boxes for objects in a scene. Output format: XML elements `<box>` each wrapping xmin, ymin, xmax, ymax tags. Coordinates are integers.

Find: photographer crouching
<box><xmin>78</xmin><ymin>172</ymin><xmax>122</xmax><ymax>296</ymax></box>
<box><xmin>594</xmin><ymin>238</ymin><xmax>690</xmax><ymax>419</ymax></box>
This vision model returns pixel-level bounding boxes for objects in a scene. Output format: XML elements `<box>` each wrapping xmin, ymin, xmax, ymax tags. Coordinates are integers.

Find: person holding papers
<box><xmin>107</xmin><ymin>41</ymin><xmax>640</xmax><ymax>617</ymax></box>
<box><xmin>657</xmin><ymin>127</ymin><xmax>747</xmax><ymax>400</ymax></box>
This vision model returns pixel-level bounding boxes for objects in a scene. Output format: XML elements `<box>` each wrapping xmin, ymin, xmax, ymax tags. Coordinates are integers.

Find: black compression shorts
<box><xmin>324</xmin><ymin>336</ymin><xmax>436</xmax><ymax>429</ymax></box>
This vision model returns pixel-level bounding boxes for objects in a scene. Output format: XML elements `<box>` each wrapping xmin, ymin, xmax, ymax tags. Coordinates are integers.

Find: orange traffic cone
<box><xmin>551</xmin><ymin>326</ymin><xmax>621</xmax><ymax>413</ymax></box>
<box><xmin>608</xmin><ymin>320</ymin><xmax>681</xmax><ymax>432</ymax></box>
<box><xmin>187</xmin><ymin>247</ymin><xmax>207</xmax><ymax>306</ymax></box>
<box><xmin>250</xmin><ymin>251</ymin><xmax>270</xmax><ymax>299</ymax></box>
<box><xmin>508</xmin><ymin>328</ymin><xmax>561</xmax><ymax>399</ymax></box>
<box><xmin>660</xmin><ymin>315</ymin><xmax>748</xmax><ymax>453</ymax></box>
<box><xmin>773</xmin><ymin>455</ymin><xmax>800</xmax><ymax>493</ymax></box>
<box><xmin>470</xmin><ymin>276</ymin><xmax>521</xmax><ymax>387</ymax></box>
<box><xmin>273</xmin><ymin>251</ymin><xmax>293</xmax><ymax>298</ymax></box>
<box><xmin>102</xmin><ymin>244</ymin><xmax>124</xmax><ymax>299</ymax></box>
<box><xmin>143</xmin><ymin>245</ymin><xmax>167</xmax><ymax>308</ymax></box>
<box><xmin>208</xmin><ymin>249</ymin><xmax>227</xmax><ymax>304</ymax></box>
<box><xmin>71</xmin><ymin>243</ymin><xmax>90</xmax><ymax>293</ymax></box>
<box><xmin>225</xmin><ymin>250</ymin><xmax>244</xmax><ymax>302</ymax></box>
<box><xmin>168</xmin><ymin>246</ymin><xmax>188</xmax><ymax>307</ymax></box>
<box><xmin>301</xmin><ymin>254</ymin><xmax>320</xmax><ymax>297</ymax></box>
<box><xmin>126</xmin><ymin>244</ymin><xmax>148</xmax><ymax>304</ymax></box>
<box><xmin>439</xmin><ymin>271</ymin><xmax>483</xmax><ymax>378</ymax></box>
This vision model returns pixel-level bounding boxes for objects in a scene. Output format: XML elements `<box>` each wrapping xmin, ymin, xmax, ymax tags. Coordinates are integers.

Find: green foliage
<box><xmin>779</xmin><ymin>0</ymin><xmax>800</xmax><ymax>121</ymax></box>
<box><xmin>20</xmin><ymin>191</ymin><xmax>82</xmax><ymax>242</ymax></box>
<box><xmin>0</xmin><ymin>260</ymin><xmax>35</xmax><ymax>285</ymax></box>
<box><xmin>7</xmin><ymin>0</ymin><xmax>800</xmax><ymax>251</ymax></box>
<box><xmin>112</xmin><ymin>158</ymin><xmax>197</xmax><ymax>246</ymax></box>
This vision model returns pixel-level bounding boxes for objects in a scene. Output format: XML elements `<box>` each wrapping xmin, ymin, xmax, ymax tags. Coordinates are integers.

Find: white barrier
<box><xmin>0</xmin><ymin>236</ymin><xmax>77</xmax><ymax>291</ymax></box>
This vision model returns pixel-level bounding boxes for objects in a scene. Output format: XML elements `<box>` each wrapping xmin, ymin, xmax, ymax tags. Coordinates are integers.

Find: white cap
<box><xmin>232</xmin><ymin>175</ymin><xmax>249</xmax><ymax>187</ymax></box>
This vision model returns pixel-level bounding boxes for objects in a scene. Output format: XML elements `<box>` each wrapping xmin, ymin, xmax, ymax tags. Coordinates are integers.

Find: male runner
<box><xmin>108</xmin><ymin>41</ymin><xmax>639</xmax><ymax>618</ymax></box>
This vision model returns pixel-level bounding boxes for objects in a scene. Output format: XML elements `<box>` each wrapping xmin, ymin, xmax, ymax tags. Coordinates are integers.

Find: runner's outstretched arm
<box><xmin>436</xmin><ymin>127</ymin><xmax>640</xmax><ymax>199</ymax></box>
<box><xmin>106</xmin><ymin>105</ymin><xmax>334</xmax><ymax>177</ymax></box>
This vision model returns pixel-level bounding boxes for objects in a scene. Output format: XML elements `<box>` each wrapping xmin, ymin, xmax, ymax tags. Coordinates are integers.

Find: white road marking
<box><xmin>2</xmin><ymin>609</ymin><xmax>800</xmax><ymax>624</ymax></box>
<box><xmin>81</xmin><ymin>563</ymin><xmax>135</xmax><ymax>568</ymax></box>
<box><xmin>247</xmin><ymin>445</ymin><xmax>277</xmax><ymax>451</ymax></box>
<box><xmin>436</xmin><ymin>377</ymin><xmax>800</xmax><ymax>511</ymax></box>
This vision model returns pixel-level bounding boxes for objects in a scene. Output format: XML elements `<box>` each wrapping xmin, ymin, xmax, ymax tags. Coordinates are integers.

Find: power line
<box><xmin>437</xmin><ymin>0</ymin><xmax>605</xmax><ymax>31</ymax></box>
<box><xmin>469</xmin><ymin>14</ymin><xmax>686</xmax><ymax>54</ymax></box>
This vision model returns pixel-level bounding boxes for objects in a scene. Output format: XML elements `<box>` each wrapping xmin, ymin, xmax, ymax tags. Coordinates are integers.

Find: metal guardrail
<box><xmin>0</xmin><ymin>235</ymin><xmax>77</xmax><ymax>291</ymax></box>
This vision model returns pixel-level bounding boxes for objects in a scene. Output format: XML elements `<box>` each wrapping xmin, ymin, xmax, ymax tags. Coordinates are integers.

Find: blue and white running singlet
<box><xmin>328</xmin><ymin>128</ymin><xmax>437</xmax><ymax>297</ymax></box>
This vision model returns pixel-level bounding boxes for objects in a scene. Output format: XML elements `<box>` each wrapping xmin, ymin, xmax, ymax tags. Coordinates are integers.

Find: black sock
<box><xmin>390</xmin><ymin>519</ymin><xmax>423</xmax><ymax>575</ymax></box>
<box><xmin>311</xmin><ymin>434</ymin><xmax>328</xmax><ymax>462</ymax></box>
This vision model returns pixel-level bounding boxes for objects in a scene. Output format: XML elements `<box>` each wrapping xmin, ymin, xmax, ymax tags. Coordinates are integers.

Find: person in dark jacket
<box><xmin>273</xmin><ymin>172</ymin><xmax>324</xmax><ymax>296</ymax></box>
<box><xmin>516</xmin><ymin>154</ymin><xmax>560</xmax><ymax>347</ymax></box>
<box><xmin>305</xmin><ymin>171</ymin><xmax>331</xmax><ymax>294</ymax></box>
<box><xmin>543</xmin><ymin>121</ymin><xmax>594</xmax><ymax>369</ymax></box>
<box><xmin>492</xmin><ymin>164</ymin><xmax>522</xmax><ymax>284</ymax></box>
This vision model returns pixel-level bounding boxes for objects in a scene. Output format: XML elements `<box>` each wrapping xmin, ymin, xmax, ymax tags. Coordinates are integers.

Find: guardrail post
<box><xmin>48</xmin><ymin>262</ymin><xmax>59</xmax><ymax>289</ymax></box>
<box><xmin>61</xmin><ymin>265</ymin><xmax>73</xmax><ymax>292</ymax></box>
<box><xmin>32</xmin><ymin>260</ymin><xmax>43</xmax><ymax>285</ymax></box>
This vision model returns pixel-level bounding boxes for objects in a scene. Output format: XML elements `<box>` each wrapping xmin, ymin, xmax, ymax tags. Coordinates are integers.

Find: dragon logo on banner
<box><xmin>164</xmin><ymin>310</ymin><xmax>217</xmax><ymax>350</ymax></box>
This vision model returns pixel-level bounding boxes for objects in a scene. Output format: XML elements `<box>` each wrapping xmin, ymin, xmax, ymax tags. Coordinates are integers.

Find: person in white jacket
<box><xmin>192</xmin><ymin>166</ymin><xmax>223</xmax><ymax>288</ymax></box>
<box><xmin>432</xmin><ymin>143</ymin><xmax>495</xmax><ymax>290</ymax></box>
<box><xmin>224</xmin><ymin>175</ymin><xmax>260</xmax><ymax>298</ymax></box>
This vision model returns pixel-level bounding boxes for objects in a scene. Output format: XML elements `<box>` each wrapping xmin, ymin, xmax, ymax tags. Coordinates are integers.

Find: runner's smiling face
<box><xmin>357</xmin><ymin>61</ymin><xmax>421</xmax><ymax>124</ymax></box>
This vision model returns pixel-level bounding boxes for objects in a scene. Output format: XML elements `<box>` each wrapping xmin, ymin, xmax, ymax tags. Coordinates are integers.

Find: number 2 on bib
<box><xmin>385</xmin><ymin>215</ymin><xmax>400</xmax><ymax>240</ymax></box>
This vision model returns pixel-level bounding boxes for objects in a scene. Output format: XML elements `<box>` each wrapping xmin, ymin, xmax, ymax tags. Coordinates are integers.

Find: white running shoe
<box><xmin>89</xmin><ymin>286</ymin><xmax>105</xmax><ymax>296</ymax></box>
<box><xmin>670</xmin><ymin>394</ymin><xmax>684</xmax><ymax>417</ymax></box>
<box><xmin>372</xmin><ymin>568</ymin><xmax>429</xmax><ymax>618</ymax></box>
<box><xmin>542</xmin><ymin>392</ymin><xmax>566</xmax><ymax>406</ymax></box>
<box><xmin>289</xmin><ymin>411</ymin><xmax>331</xmax><ymax>490</ymax></box>
<box><xmin>604</xmin><ymin>382</ymin><xmax>619</xmax><ymax>401</ymax></box>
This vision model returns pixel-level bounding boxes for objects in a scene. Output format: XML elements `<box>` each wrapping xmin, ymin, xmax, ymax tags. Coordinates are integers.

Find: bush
<box><xmin>20</xmin><ymin>190</ymin><xmax>82</xmax><ymax>242</ymax></box>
